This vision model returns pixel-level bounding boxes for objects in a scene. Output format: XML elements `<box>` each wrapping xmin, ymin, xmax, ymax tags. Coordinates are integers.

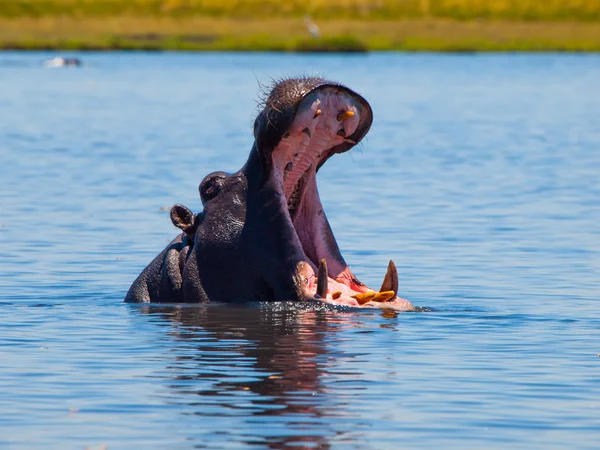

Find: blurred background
<box><xmin>1</xmin><ymin>0</ymin><xmax>600</xmax><ymax>52</ymax></box>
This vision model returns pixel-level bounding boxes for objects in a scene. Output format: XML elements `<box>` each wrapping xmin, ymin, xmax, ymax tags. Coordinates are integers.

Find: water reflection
<box><xmin>139</xmin><ymin>303</ymin><xmax>370</xmax><ymax>449</ymax></box>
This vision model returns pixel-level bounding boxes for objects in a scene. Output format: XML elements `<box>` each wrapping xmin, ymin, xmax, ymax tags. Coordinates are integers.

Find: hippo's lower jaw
<box><xmin>297</xmin><ymin>260</ymin><xmax>415</xmax><ymax>311</ymax></box>
<box><xmin>261</xmin><ymin>82</ymin><xmax>414</xmax><ymax>311</ymax></box>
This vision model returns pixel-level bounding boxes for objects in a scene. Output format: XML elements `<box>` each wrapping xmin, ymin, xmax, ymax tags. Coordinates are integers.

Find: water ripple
<box><xmin>1</xmin><ymin>52</ymin><xmax>599</xmax><ymax>449</ymax></box>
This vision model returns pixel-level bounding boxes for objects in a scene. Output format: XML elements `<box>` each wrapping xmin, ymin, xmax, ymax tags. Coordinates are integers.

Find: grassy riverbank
<box><xmin>1</xmin><ymin>1</ymin><xmax>600</xmax><ymax>52</ymax></box>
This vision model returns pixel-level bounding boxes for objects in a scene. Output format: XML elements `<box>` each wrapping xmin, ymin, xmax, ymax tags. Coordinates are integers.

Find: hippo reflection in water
<box><xmin>125</xmin><ymin>77</ymin><xmax>414</xmax><ymax>311</ymax></box>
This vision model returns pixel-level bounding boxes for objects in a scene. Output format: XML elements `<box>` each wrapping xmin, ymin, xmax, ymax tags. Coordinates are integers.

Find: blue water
<box><xmin>1</xmin><ymin>52</ymin><xmax>599</xmax><ymax>449</ymax></box>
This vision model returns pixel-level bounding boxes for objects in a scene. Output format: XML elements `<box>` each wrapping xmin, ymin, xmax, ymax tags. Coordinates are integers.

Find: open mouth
<box><xmin>267</xmin><ymin>86</ymin><xmax>413</xmax><ymax>311</ymax></box>
<box><xmin>272</xmin><ymin>88</ymin><xmax>359</xmax><ymax>220</ymax></box>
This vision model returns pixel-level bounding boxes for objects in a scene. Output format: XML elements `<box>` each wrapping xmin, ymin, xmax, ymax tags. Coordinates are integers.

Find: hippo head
<box><xmin>125</xmin><ymin>77</ymin><xmax>414</xmax><ymax>311</ymax></box>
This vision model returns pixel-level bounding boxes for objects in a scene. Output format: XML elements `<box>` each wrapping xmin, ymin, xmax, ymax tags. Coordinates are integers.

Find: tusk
<box><xmin>379</xmin><ymin>260</ymin><xmax>398</xmax><ymax>298</ymax></box>
<box><xmin>317</xmin><ymin>259</ymin><xmax>328</xmax><ymax>298</ymax></box>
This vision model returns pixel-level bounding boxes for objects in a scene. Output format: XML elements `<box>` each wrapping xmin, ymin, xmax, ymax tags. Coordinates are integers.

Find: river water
<box><xmin>1</xmin><ymin>52</ymin><xmax>599</xmax><ymax>449</ymax></box>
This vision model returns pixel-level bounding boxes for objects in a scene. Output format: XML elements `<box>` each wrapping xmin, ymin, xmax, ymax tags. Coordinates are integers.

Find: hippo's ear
<box><xmin>170</xmin><ymin>204</ymin><xmax>195</xmax><ymax>231</ymax></box>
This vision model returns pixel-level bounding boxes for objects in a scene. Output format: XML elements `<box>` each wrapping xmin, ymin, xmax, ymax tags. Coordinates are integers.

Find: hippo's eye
<box><xmin>201</xmin><ymin>179</ymin><xmax>218</xmax><ymax>201</ymax></box>
<box><xmin>199</xmin><ymin>172</ymin><xmax>227</xmax><ymax>205</ymax></box>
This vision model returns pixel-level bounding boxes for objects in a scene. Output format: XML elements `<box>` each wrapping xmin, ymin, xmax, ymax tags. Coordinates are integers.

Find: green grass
<box><xmin>2</xmin><ymin>0</ymin><xmax>600</xmax><ymax>21</ymax></box>
<box><xmin>1</xmin><ymin>1</ymin><xmax>600</xmax><ymax>52</ymax></box>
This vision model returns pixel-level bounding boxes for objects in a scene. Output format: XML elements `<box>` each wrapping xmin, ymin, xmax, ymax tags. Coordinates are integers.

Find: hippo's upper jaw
<box><xmin>125</xmin><ymin>77</ymin><xmax>414</xmax><ymax>311</ymax></box>
<box><xmin>246</xmin><ymin>78</ymin><xmax>413</xmax><ymax>310</ymax></box>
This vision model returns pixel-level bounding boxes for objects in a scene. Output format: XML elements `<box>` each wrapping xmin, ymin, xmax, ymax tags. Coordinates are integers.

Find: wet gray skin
<box><xmin>125</xmin><ymin>77</ymin><xmax>414</xmax><ymax>310</ymax></box>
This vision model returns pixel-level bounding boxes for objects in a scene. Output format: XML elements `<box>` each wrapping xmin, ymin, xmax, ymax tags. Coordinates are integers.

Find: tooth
<box><xmin>317</xmin><ymin>259</ymin><xmax>328</xmax><ymax>298</ymax></box>
<box><xmin>314</xmin><ymin>109</ymin><xmax>322</xmax><ymax>118</ymax></box>
<box><xmin>337</xmin><ymin>111</ymin><xmax>355</xmax><ymax>121</ymax></box>
<box><xmin>303</xmin><ymin>127</ymin><xmax>311</xmax><ymax>138</ymax></box>
<box><xmin>337</xmin><ymin>129</ymin><xmax>346</xmax><ymax>137</ymax></box>
<box><xmin>351</xmin><ymin>291</ymin><xmax>376</xmax><ymax>305</ymax></box>
<box><xmin>344</xmin><ymin>138</ymin><xmax>356</xmax><ymax>145</ymax></box>
<box><xmin>379</xmin><ymin>260</ymin><xmax>398</xmax><ymax>298</ymax></box>
<box><xmin>371</xmin><ymin>290</ymin><xmax>396</xmax><ymax>302</ymax></box>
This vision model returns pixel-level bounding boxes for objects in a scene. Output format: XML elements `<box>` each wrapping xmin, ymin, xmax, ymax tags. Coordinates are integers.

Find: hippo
<box><xmin>125</xmin><ymin>77</ymin><xmax>414</xmax><ymax>311</ymax></box>
<box><xmin>43</xmin><ymin>57</ymin><xmax>82</xmax><ymax>68</ymax></box>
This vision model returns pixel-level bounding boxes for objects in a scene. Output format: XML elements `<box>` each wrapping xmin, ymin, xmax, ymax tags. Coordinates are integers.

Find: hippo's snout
<box><xmin>253</xmin><ymin>79</ymin><xmax>373</xmax><ymax>169</ymax></box>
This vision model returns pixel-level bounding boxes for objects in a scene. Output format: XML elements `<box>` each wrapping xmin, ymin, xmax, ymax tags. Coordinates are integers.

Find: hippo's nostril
<box><xmin>302</xmin><ymin>127</ymin><xmax>311</xmax><ymax>138</ymax></box>
<box><xmin>337</xmin><ymin>129</ymin><xmax>346</xmax><ymax>137</ymax></box>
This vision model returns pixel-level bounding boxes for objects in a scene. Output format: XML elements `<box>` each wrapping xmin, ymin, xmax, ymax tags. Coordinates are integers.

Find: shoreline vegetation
<box><xmin>2</xmin><ymin>1</ymin><xmax>600</xmax><ymax>52</ymax></box>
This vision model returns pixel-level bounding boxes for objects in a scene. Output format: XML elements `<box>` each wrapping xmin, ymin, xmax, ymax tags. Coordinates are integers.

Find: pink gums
<box><xmin>270</xmin><ymin>88</ymin><xmax>414</xmax><ymax>311</ymax></box>
<box><xmin>298</xmin><ymin>263</ymin><xmax>414</xmax><ymax>311</ymax></box>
